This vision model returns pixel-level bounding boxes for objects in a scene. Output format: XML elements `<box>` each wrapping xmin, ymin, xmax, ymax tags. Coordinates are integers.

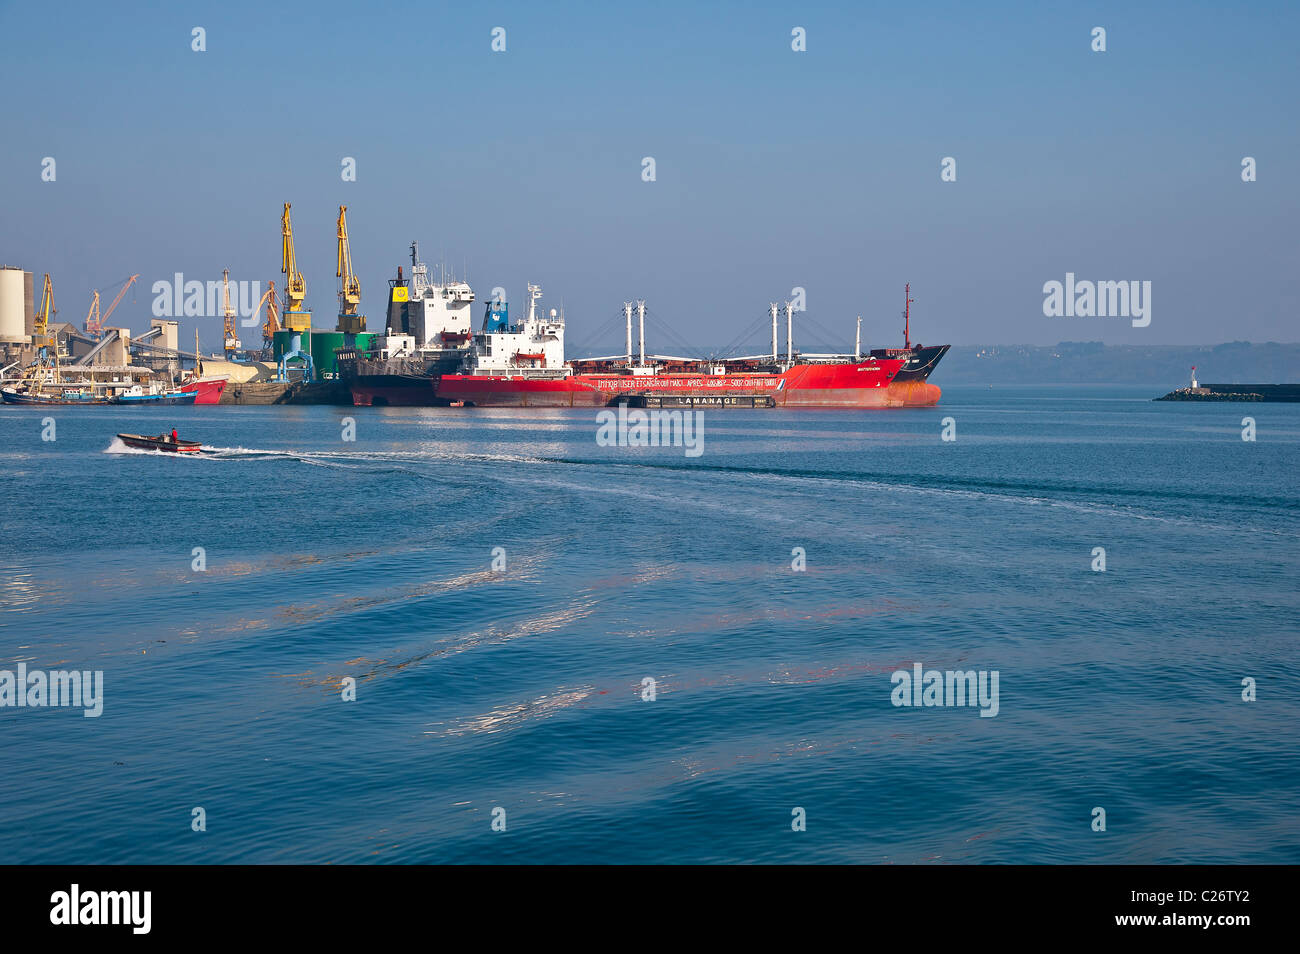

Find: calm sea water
<box><xmin>1</xmin><ymin>386</ymin><xmax>1296</xmax><ymax>864</ymax></box>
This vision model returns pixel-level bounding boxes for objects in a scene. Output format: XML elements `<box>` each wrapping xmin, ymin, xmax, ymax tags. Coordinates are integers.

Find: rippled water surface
<box><xmin>1</xmin><ymin>387</ymin><xmax>1296</xmax><ymax>863</ymax></box>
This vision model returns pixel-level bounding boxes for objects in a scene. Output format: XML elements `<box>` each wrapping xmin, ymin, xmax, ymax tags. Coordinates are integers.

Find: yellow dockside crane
<box><xmin>335</xmin><ymin>205</ymin><xmax>365</xmax><ymax>335</ymax></box>
<box><xmin>280</xmin><ymin>203</ymin><xmax>311</xmax><ymax>333</ymax></box>
<box><xmin>34</xmin><ymin>273</ymin><xmax>55</xmax><ymax>352</ymax></box>
<box><xmin>260</xmin><ymin>281</ymin><xmax>280</xmax><ymax>352</ymax></box>
<box><xmin>276</xmin><ymin>203</ymin><xmax>314</xmax><ymax>381</ymax></box>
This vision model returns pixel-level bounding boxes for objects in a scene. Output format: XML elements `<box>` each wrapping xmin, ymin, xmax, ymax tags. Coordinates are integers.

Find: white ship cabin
<box><xmin>371</xmin><ymin>333</ymin><xmax>417</xmax><ymax>359</ymax></box>
<box><xmin>463</xmin><ymin>284</ymin><xmax>566</xmax><ymax>375</ymax></box>
<box><xmin>399</xmin><ymin>247</ymin><xmax>475</xmax><ymax>350</ymax></box>
<box><xmin>408</xmin><ymin>281</ymin><xmax>474</xmax><ymax>348</ymax></box>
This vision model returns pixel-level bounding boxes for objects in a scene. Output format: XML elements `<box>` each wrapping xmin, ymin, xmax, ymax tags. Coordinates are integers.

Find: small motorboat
<box><xmin>116</xmin><ymin>433</ymin><xmax>204</xmax><ymax>454</ymax></box>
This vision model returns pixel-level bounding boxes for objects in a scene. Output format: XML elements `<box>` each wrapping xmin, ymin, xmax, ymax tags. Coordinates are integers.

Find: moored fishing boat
<box><xmin>1</xmin><ymin>385</ymin><xmax>113</xmax><ymax>405</ymax></box>
<box><xmin>113</xmin><ymin>384</ymin><xmax>199</xmax><ymax>406</ymax></box>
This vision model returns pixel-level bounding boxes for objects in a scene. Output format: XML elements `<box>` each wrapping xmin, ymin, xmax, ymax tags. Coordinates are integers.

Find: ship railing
<box><xmin>798</xmin><ymin>353</ymin><xmax>866</xmax><ymax>364</ymax></box>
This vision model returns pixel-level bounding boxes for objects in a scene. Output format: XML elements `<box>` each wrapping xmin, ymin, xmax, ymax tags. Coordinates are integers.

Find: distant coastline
<box><xmin>934</xmin><ymin>342</ymin><xmax>1300</xmax><ymax>387</ymax></box>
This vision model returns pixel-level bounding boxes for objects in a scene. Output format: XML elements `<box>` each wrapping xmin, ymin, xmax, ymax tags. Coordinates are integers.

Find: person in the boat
<box><xmin>171</xmin><ymin>428</ymin><xmax>178</xmax><ymax>443</ymax></box>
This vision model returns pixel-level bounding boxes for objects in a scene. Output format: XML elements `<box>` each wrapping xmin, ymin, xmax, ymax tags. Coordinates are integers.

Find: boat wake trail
<box><xmin>103</xmin><ymin>440</ymin><xmax>305</xmax><ymax>461</ymax></box>
<box><xmin>200</xmin><ymin>446</ymin><xmax>309</xmax><ymax>460</ymax></box>
<box><xmin>185</xmin><ymin>446</ymin><xmax>556</xmax><ymax>468</ymax></box>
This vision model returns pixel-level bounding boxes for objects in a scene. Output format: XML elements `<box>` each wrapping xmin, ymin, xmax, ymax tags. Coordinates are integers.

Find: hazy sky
<box><xmin>1</xmin><ymin>0</ymin><xmax>1296</xmax><ymax>354</ymax></box>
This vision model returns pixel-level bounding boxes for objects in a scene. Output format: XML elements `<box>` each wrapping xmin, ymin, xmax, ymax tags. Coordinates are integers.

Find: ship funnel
<box><xmin>484</xmin><ymin>295</ymin><xmax>508</xmax><ymax>333</ymax></box>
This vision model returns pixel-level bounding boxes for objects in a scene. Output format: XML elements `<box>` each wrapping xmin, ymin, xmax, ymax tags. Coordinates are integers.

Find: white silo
<box><xmin>0</xmin><ymin>266</ymin><xmax>26</xmax><ymax>343</ymax></box>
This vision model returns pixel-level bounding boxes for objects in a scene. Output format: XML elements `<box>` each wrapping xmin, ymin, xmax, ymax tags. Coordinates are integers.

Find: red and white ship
<box><xmin>344</xmin><ymin>259</ymin><xmax>949</xmax><ymax>408</ymax></box>
<box><xmin>435</xmin><ymin>286</ymin><xmax>936</xmax><ymax>408</ymax></box>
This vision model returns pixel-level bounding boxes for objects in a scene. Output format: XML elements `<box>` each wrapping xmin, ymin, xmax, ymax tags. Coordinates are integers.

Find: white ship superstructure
<box><xmin>367</xmin><ymin>243</ymin><xmax>476</xmax><ymax>362</ymax></box>
<box><xmin>461</xmin><ymin>283</ymin><xmax>567</xmax><ymax>376</ymax></box>
<box><xmin>405</xmin><ymin>244</ymin><xmax>475</xmax><ymax>348</ymax></box>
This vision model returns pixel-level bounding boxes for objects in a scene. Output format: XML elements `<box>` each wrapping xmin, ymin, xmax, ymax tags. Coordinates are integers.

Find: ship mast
<box><xmin>624</xmin><ymin>302</ymin><xmax>633</xmax><ymax>365</ymax></box>
<box><xmin>637</xmin><ymin>299</ymin><xmax>646</xmax><ymax>366</ymax></box>
<box><xmin>769</xmin><ymin>303</ymin><xmax>779</xmax><ymax>362</ymax></box>
<box><xmin>785</xmin><ymin>301</ymin><xmax>794</xmax><ymax>367</ymax></box>
<box><xmin>904</xmin><ymin>283</ymin><xmax>913</xmax><ymax>349</ymax></box>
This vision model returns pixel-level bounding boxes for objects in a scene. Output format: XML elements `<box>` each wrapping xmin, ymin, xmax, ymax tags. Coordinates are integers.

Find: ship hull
<box><xmin>883</xmin><ymin>379</ymin><xmax>942</xmax><ymax>407</ymax></box>
<box><xmin>1</xmin><ymin>387</ymin><xmax>112</xmax><ymax>405</ymax></box>
<box><xmin>116</xmin><ymin>433</ymin><xmax>203</xmax><ymax>453</ymax></box>
<box><xmin>868</xmin><ymin>344</ymin><xmax>950</xmax><ymax>383</ymax></box>
<box><xmin>347</xmin><ymin>366</ymin><xmax>944</xmax><ymax>408</ymax></box>
<box><xmin>115</xmin><ymin>391</ymin><xmax>198</xmax><ymax>406</ymax></box>
<box><xmin>349</xmin><ymin>374</ymin><xmax>446</xmax><ymax>407</ymax></box>
<box><xmin>437</xmin><ymin>359</ymin><xmax>913</xmax><ymax>408</ymax></box>
<box><xmin>342</xmin><ymin>352</ymin><xmax>465</xmax><ymax>407</ymax></box>
<box><xmin>180</xmin><ymin>378</ymin><xmax>227</xmax><ymax>405</ymax></box>
<box><xmin>343</xmin><ymin>346</ymin><xmax>946</xmax><ymax>409</ymax></box>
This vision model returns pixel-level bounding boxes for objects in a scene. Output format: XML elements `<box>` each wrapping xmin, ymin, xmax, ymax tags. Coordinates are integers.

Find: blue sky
<box><xmin>1</xmin><ymin>0</ymin><xmax>1296</xmax><ymax>352</ymax></box>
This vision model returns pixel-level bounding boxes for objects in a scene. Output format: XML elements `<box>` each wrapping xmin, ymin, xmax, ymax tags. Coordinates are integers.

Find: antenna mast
<box><xmin>904</xmin><ymin>283</ymin><xmax>914</xmax><ymax>349</ymax></box>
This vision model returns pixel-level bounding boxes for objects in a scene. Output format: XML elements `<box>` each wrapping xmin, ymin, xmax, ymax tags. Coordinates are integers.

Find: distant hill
<box><xmin>935</xmin><ymin>342</ymin><xmax>1300</xmax><ymax>387</ymax></box>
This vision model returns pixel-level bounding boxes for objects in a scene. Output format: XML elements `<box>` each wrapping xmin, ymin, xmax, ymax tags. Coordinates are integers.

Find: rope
<box><xmin>713</xmin><ymin>309</ymin><xmax>777</xmax><ymax>359</ymax></box>
<box><xmin>792</xmin><ymin>311</ymin><xmax>855</xmax><ymax>353</ymax></box>
<box><xmin>567</xmin><ymin>308</ymin><xmax>634</xmax><ymax>359</ymax></box>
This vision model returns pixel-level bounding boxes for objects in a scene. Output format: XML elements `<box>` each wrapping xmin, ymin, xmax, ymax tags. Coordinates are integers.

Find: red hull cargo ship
<box><xmin>339</xmin><ymin>246</ymin><xmax>478</xmax><ymax>407</ymax></box>
<box><xmin>438</xmin><ymin>359</ymin><xmax>906</xmax><ymax>408</ymax></box>
<box><xmin>344</xmin><ymin>271</ymin><xmax>947</xmax><ymax>408</ymax></box>
<box><xmin>437</xmin><ymin>286</ymin><xmax>929</xmax><ymax>408</ymax></box>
